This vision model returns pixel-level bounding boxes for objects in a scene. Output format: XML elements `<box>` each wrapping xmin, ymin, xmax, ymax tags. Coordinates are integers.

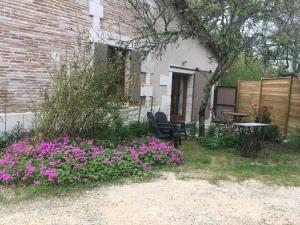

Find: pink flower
<box><xmin>46</xmin><ymin>168</ymin><xmax>59</xmax><ymax>181</ymax></box>
<box><xmin>0</xmin><ymin>135</ymin><xmax>184</xmax><ymax>185</ymax></box>
<box><xmin>130</xmin><ymin>147</ymin><xmax>139</xmax><ymax>162</ymax></box>
<box><xmin>22</xmin><ymin>162</ymin><xmax>36</xmax><ymax>180</ymax></box>
<box><xmin>0</xmin><ymin>171</ymin><xmax>11</xmax><ymax>182</ymax></box>
<box><xmin>49</xmin><ymin>161</ymin><xmax>56</xmax><ymax>167</ymax></box>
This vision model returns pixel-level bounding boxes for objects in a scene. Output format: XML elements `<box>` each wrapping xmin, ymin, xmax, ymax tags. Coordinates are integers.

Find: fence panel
<box><xmin>260</xmin><ymin>78</ymin><xmax>291</xmax><ymax>133</ymax></box>
<box><xmin>237</xmin><ymin>76</ymin><xmax>300</xmax><ymax>135</ymax></box>
<box><xmin>236</xmin><ymin>80</ymin><xmax>261</xmax><ymax>114</ymax></box>
<box><xmin>288</xmin><ymin>77</ymin><xmax>300</xmax><ymax>133</ymax></box>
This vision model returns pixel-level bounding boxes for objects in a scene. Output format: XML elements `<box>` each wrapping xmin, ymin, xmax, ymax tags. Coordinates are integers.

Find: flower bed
<box><xmin>0</xmin><ymin>137</ymin><xmax>184</xmax><ymax>185</ymax></box>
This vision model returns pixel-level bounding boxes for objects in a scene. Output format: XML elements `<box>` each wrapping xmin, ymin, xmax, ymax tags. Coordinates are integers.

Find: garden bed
<box><xmin>0</xmin><ymin>137</ymin><xmax>184</xmax><ymax>185</ymax></box>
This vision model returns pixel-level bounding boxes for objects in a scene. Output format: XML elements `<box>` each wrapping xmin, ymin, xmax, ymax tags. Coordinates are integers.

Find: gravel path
<box><xmin>1</xmin><ymin>173</ymin><xmax>300</xmax><ymax>225</ymax></box>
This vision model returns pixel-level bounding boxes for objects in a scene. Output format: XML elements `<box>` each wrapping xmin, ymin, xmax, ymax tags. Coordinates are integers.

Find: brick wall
<box><xmin>0</xmin><ymin>0</ymin><xmax>141</xmax><ymax>114</ymax></box>
<box><xmin>101</xmin><ymin>0</ymin><xmax>137</xmax><ymax>38</ymax></box>
<box><xmin>0</xmin><ymin>0</ymin><xmax>90</xmax><ymax>113</ymax></box>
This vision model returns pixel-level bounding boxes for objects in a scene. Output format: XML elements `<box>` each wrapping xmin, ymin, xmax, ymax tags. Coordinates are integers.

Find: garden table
<box><xmin>233</xmin><ymin>123</ymin><xmax>269</xmax><ymax>158</ymax></box>
<box><xmin>223</xmin><ymin>112</ymin><xmax>249</xmax><ymax>122</ymax></box>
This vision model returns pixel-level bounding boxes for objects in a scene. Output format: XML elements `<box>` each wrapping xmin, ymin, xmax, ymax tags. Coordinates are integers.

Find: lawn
<box><xmin>171</xmin><ymin>140</ymin><xmax>300</xmax><ymax>186</ymax></box>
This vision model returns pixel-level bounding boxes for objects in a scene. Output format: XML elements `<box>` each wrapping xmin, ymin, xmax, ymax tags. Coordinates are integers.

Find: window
<box><xmin>107</xmin><ymin>46</ymin><xmax>127</xmax><ymax>92</ymax></box>
<box><xmin>94</xmin><ymin>43</ymin><xmax>142</xmax><ymax>100</ymax></box>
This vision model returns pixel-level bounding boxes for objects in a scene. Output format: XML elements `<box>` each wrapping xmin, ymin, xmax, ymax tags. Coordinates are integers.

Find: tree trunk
<box><xmin>198</xmin><ymin>55</ymin><xmax>237</xmax><ymax>136</ymax></box>
<box><xmin>198</xmin><ymin>78</ymin><xmax>215</xmax><ymax>136</ymax></box>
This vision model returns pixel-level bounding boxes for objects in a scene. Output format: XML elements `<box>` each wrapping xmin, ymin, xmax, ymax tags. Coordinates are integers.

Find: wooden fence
<box><xmin>236</xmin><ymin>76</ymin><xmax>300</xmax><ymax>135</ymax></box>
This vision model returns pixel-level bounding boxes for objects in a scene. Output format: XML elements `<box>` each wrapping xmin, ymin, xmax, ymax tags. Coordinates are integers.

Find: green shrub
<box><xmin>251</xmin><ymin>104</ymin><xmax>282</xmax><ymax>142</ymax></box>
<box><xmin>255</xmin><ymin>104</ymin><xmax>272</xmax><ymax>124</ymax></box>
<box><xmin>264</xmin><ymin>125</ymin><xmax>282</xmax><ymax>142</ymax></box>
<box><xmin>205</xmin><ymin>123</ymin><xmax>223</xmax><ymax>137</ymax></box>
<box><xmin>199</xmin><ymin>124</ymin><xmax>239</xmax><ymax>150</ymax></box>
<box><xmin>187</xmin><ymin>122</ymin><xmax>198</xmax><ymax>138</ymax></box>
<box><xmin>0</xmin><ymin>123</ymin><xmax>30</xmax><ymax>149</ymax></box>
<box><xmin>117</xmin><ymin>122</ymin><xmax>152</xmax><ymax>141</ymax></box>
<box><xmin>36</xmin><ymin>35</ymin><xmax>127</xmax><ymax>139</ymax></box>
<box><xmin>289</xmin><ymin>128</ymin><xmax>300</xmax><ymax>149</ymax></box>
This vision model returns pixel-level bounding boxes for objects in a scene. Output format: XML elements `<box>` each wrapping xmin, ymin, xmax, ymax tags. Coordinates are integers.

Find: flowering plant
<box><xmin>248</xmin><ymin>103</ymin><xmax>272</xmax><ymax>123</ymax></box>
<box><xmin>255</xmin><ymin>104</ymin><xmax>272</xmax><ymax>124</ymax></box>
<box><xmin>0</xmin><ymin>137</ymin><xmax>184</xmax><ymax>185</ymax></box>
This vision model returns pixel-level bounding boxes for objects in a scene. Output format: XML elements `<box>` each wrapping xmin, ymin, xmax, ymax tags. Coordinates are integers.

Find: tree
<box><xmin>220</xmin><ymin>53</ymin><xmax>263</xmax><ymax>86</ymax></box>
<box><xmin>126</xmin><ymin>0</ymin><xmax>300</xmax><ymax>135</ymax></box>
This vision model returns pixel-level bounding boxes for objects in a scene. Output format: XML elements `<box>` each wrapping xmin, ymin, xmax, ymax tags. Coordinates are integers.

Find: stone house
<box><xmin>0</xmin><ymin>0</ymin><xmax>217</xmax><ymax>132</ymax></box>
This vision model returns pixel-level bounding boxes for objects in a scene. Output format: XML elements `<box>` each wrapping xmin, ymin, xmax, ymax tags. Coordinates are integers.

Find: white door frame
<box><xmin>163</xmin><ymin>65</ymin><xmax>195</xmax><ymax>122</ymax></box>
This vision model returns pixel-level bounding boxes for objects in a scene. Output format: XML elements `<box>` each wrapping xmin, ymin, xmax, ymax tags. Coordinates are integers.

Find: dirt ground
<box><xmin>0</xmin><ymin>173</ymin><xmax>300</xmax><ymax>225</ymax></box>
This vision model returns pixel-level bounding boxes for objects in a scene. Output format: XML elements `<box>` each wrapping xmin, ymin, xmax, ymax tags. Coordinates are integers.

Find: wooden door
<box><xmin>170</xmin><ymin>74</ymin><xmax>188</xmax><ymax>123</ymax></box>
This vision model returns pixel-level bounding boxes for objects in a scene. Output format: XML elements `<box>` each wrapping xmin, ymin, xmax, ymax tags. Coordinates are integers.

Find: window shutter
<box><xmin>130</xmin><ymin>50</ymin><xmax>142</xmax><ymax>102</ymax></box>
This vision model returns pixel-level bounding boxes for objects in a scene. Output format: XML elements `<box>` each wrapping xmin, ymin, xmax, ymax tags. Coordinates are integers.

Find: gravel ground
<box><xmin>0</xmin><ymin>173</ymin><xmax>300</xmax><ymax>225</ymax></box>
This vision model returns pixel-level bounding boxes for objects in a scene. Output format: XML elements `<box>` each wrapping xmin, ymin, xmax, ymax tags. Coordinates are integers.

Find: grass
<box><xmin>1</xmin><ymin>139</ymin><xmax>299</xmax><ymax>205</ymax></box>
<box><xmin>170</xmin><ymin>140</ymin><xmax>300</xmax><ymax>186</ymax></box>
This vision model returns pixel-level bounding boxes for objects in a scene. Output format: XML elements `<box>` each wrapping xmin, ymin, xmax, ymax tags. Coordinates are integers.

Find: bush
<box><xmin>0</xmin><ymin>123</ymin><xmax>31</xmax><ymax>149</ymax></box>
<box><xmin>199</xmin><ymin>124</ymin><xmax>239</xmax><ymax>150</ymax></box>
<box><xmin>36</xmin><ymin>35</ymin><xmax>127</xmax><ymax>139</ymax></box>
<box><xmin>254</xmin><ymin>105</ymin><xmax>282</xmax><ymax>142</ymax></box>
<box><xmin>264</xmin><ymin>125</ymin><xmax>281</xmax><ymax>142</ymax></box>
<box><xmin>117</xmin><ymin>122</ymin><xmax>152</xmax><ymax>141</ymax></box>
<box><xmin>255</xmin><ymin>104</ymin><xmax>272</xmax><ymax>124</ymax></box>
<box><xmin>187</xmin><ymin>122</ymin><xmax>198</xmax><ymax>138</ymax></box>
<box><xmin>248</xmin><ymin>104</ymin><xmax>282</xmax><ymax>142</ymax></box>
<box><xmin>0</xmin><ymin>137</ymin><xmax>184</xmax><ymax>185</ymax></box>
<box><xmin>289</xmin><ymin>128</ymin><xmax>300</xmax><ymax>149</ymax></box>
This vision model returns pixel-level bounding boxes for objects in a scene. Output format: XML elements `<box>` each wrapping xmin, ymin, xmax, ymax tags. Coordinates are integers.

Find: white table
<box><xmin>233</xmin><ymin>123</ymin><xmax>269</xmax><ymax>127</ymax></box>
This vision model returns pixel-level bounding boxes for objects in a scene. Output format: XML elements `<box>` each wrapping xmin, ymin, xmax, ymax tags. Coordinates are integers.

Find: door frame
<box><xmin>166</xmin><ymin>65</ymin><xmax>195</xmax><ymax>122</ymax></box>
<box><xmin>170</xmin><ymin>73</ymin><xmax>189</xmax><ymax>123</ymax></box>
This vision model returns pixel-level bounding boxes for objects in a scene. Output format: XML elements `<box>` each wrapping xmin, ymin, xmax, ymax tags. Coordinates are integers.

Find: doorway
<box><xmin>170</xmin><ymin>73</ymin><xmax>188</xmax><ymax>123</ymax></box>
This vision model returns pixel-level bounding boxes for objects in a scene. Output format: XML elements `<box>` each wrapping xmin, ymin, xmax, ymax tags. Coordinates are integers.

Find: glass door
<box><xmin>170</xmin><ymin>73</ymin><xmax>188</xmax><ymax>123</ymax></box>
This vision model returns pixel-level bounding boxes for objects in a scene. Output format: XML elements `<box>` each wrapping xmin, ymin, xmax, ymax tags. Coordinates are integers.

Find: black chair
<box><xmin>154</xmin><ymin>112</ymin><xmax>187</xmax><ymax>139</ymax></box>
<box><xmin>147</xmin><ymin>112</ymin><xmax>181</xmax><ymax>147</ymax></box>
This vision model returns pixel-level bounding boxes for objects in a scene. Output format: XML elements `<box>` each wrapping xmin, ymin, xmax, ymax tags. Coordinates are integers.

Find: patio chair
<box><xmin>154</xmin><ymin>112</ymin><xmax>187</xmax><ymax>139</ymax></box>
<box><xmin>147</xmin><ymin>112</ymin><xmax>181</xmax><ymax>147</ymax></box>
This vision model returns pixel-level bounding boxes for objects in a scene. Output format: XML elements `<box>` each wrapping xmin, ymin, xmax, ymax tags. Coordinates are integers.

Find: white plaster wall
<box><xmin>0</xmin><ymin>106</ymin><xmax>158</xmax><ymax>133</ymax></box>
<box><xmin>121</xmin><ymin>106</ymin><xmax>160</xmax><ymax>123</ymax></box>
<box><xmin>186</xmin><ymin>75</ymin><xmax>194</xmax><ymax>123</ymax></box>
<box><xmin>0</xmin><ymin>113</ymin><xmax>34</xmax><ymax>132</ymax></box>
<box><xmin>151</xmin><ymin>38</ymin><xmax>218</xmax><ymax>121</ymax></box>
<box><xmin>88</xmin><ymin>2</ymin><xmax>218</xmax><ymax>123</ymax></box>
<box><xmin>89</xmin><ymin>0</ymin><xmax>104</xmax><ymax>42</ymax></box>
